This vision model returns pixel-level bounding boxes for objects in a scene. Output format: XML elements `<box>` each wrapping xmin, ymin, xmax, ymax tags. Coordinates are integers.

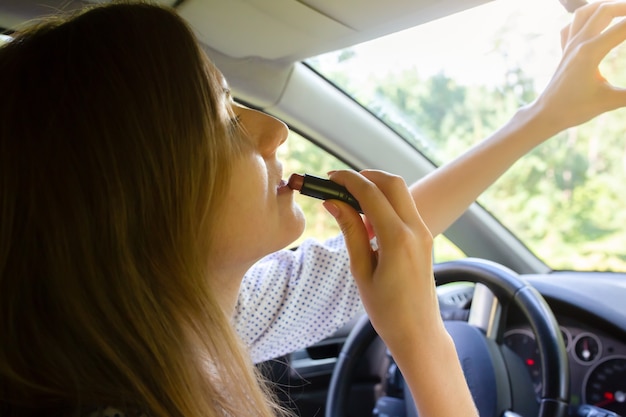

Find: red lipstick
<box><xmin>287</xmin><ymin>173</ymin><xmax>363</xmax><ymax>213</ymax></box>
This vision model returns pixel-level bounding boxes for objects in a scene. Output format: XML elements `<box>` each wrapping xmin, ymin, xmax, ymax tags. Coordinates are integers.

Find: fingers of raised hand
<box><xmin>566</xmin><ymin>1</ymin><xmax>602</xmax><ymax>45</ymax></box>
<box><xmin>588</xmin><ymin>13</ymin><xmax>626</xmax><ymax>63</ymax></box>
<box><xmin>550</xmin><ymin>1</ymin><xmax>626</xmax><ymax>126</ymax></box>
<box><xmin>565</xmin><ymin>1</ymin><xmax>626</xmax><ymax>51</ymax></box>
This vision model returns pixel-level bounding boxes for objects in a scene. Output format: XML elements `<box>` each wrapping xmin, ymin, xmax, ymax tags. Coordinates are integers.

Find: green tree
<box><xmin>306</xmin><ymin>34</ymin><xmax>626</xmax><ymax>271</ymax></box>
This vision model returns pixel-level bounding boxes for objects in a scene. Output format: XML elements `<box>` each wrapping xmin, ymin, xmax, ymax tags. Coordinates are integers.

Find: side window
<box><xmin>280</xmin><ymin>130</ymin><xmax>467</xmax><ymax>263</ymax></box>
<box><xmin>434</xmin><ymin>235</ymin><xmax>465</xmax><ymax>263</ymax></box>
<box><xmin>279</xmin><ymin>131</ymin><xmax>349</xmax><ymax>246</ymax></box>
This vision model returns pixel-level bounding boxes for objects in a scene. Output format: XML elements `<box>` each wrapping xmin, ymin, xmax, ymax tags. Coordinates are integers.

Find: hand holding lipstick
<box><xmin>322</xmin><ymin>169</ymin><xmax>478</xmax><ymax>417</ymax></box>
<box><xmin>321</xmin><ymin>169</ymin><xmax>439</xmax><ymax>348</ymax></box>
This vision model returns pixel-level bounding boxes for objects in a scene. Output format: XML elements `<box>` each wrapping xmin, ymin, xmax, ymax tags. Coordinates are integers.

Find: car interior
<box><xmin>2</xmin><ymin>0</ymin><xmax>626</xmax><ymax>416</ymax></box>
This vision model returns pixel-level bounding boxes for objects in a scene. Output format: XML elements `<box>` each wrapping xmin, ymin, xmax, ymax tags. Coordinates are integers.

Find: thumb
<box><xmin>605</xmin><ymin>86</ymin><xmax>626</xmax><ymax>111</ymax></box>
<box><xmin>323</xmin><ymin>200</ymin><xmax>374</xmax><ymax>279</ymax></box>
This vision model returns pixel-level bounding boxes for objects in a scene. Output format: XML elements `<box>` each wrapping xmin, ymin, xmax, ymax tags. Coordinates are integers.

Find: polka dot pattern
<box><xmin>234</xmin><ymin>235</ymin><xmax>363</xmax><ymax>364</ymax></box>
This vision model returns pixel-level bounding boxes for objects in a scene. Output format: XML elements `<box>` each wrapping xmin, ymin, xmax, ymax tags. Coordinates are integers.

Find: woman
<box><xmin>1</xmin><ymin>2</ymin><xmax>625</xmax><ymax>417</ymax></box>
<box><xmin>0</xmin><ymin>1</ymin><xmax>476</xmax><ymax>416</ymax></box>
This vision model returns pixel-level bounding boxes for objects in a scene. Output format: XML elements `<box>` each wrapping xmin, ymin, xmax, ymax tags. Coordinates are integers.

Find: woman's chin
<box><xmin>283</xmin><ymin>203</ymin><xmax>306</xmax><ymax>244</ymax></box>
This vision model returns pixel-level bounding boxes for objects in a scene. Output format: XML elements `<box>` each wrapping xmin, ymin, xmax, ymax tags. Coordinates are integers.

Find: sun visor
<box><xmin>179</xmin><ymin>0</ymin><xmax>354</xmax><ymax>62</ymax></box>
<box><xmin>179</xmin><ymin>0</ymin><xmax>491</xmax><ymax>62</ymax></box>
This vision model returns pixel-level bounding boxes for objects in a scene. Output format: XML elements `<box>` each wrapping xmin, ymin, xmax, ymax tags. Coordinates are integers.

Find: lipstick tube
<box><xmin>288</xmin><ymin>173</ymin><xmax>363</xmax><ymax>213</ymax></box>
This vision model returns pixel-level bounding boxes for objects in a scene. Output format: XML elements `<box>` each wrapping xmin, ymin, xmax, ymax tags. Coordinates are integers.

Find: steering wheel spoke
<box><xmin>468</xmin><ymin>282</ymin><xmax>502</xmax><ymax>339</ymax></box>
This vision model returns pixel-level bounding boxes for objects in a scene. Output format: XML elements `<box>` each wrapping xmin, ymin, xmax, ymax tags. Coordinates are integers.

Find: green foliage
<box><xmin>306</xmin><ymin>39</ymin><xmax>626</xmax><ymax>271</ymax></box>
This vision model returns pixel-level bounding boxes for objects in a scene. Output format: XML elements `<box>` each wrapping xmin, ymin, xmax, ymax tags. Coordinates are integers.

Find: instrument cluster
<box><xmin>504</xmin><ymin>318</ymin><xmax>626</xmax><ymax>415</ymax></box>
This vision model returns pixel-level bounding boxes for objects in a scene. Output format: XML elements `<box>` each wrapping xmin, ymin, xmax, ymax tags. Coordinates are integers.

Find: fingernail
<box><xmin>323</xmin><ymin>201</ymin><xmax>340</xmax><ymax>218</ymax></box>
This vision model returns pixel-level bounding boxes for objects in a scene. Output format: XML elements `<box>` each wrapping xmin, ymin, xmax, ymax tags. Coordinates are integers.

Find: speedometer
<box><xmin>584</xmin><ymin>356</ymin><xmax>626</xmax><ymax>415</ymax></box>
<box><xmin>504</xmin><ymin>329</ymin><xmax>542</xmax><ymax>395</ymax></box>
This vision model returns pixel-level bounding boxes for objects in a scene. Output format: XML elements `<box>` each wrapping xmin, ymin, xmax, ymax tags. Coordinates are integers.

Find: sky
<box><xmin>315</xmin><ymin>0</ymin><xmax>573</xmax><ymax>88</ymax></box>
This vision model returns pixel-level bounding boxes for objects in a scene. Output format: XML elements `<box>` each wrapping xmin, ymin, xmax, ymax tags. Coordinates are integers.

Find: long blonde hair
<box><xmin>0</xmin><ymin>2</ymin><xmax>285</xmax><ymax>416</ymax></box>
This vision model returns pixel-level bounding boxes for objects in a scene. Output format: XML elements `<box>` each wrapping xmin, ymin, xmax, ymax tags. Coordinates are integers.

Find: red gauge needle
<box><xmin>595</xmin><ymin>392</ymin><xmax>615</xmax><ymax>408</ymax></box>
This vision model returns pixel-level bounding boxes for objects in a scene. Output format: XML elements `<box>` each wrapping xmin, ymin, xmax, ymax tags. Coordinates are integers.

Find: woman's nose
<box><xmin>240</xmin><ymin>107</ymin><xmax>288</xmax><ymax>155</ymax></box>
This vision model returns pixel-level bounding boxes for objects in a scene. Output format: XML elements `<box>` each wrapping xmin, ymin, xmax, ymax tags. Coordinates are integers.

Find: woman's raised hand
<box><xmin>534</xmin><ymin>0</ymin><xmax>626</xmax><ymax>132</ymax></box>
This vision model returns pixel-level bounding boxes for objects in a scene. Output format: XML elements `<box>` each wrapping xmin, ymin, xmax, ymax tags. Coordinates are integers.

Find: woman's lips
<box><xmin>277</xmin><ymin>179</ymin><xmax>292</xmax><ymax>195</ymax></box>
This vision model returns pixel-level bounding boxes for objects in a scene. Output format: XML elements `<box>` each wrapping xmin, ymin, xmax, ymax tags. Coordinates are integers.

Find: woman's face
<box><xmin>209</xmin><ymin>80</ymin><xmax>306</xmax><ymax>282</ymax></box>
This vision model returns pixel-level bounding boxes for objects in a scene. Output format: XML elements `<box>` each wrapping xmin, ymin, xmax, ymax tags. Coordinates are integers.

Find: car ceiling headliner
<box><xmin>1</xmin><ymin>0</ymin><xmax>492</xmax><ymax>62</ymax></box>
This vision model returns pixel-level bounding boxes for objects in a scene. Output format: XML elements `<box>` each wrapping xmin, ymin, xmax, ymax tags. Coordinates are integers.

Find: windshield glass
<box><xmin>306</xmin><ymin>0</ymin><xmax>626</xmax><ymax>272</ymax></box>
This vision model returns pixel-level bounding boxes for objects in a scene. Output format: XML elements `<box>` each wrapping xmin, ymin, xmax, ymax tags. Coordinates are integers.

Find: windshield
<box><xmin>306</xmin><ymin>0</ymin><xmax>626</xmax><ymax>272</ymax></box>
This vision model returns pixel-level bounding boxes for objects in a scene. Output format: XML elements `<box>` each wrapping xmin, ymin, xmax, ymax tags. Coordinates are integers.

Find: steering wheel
<box><xmin>325</xmin><ymin>258</ymin><xmax>569</xmax><ymax>417</ymax></box>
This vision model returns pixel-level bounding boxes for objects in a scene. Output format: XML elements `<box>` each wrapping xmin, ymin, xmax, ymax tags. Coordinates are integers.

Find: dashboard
<box><xmin>276</xmin><ymin>270</ymin><xmax>626</xmax><ymax>417</ymax></box>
